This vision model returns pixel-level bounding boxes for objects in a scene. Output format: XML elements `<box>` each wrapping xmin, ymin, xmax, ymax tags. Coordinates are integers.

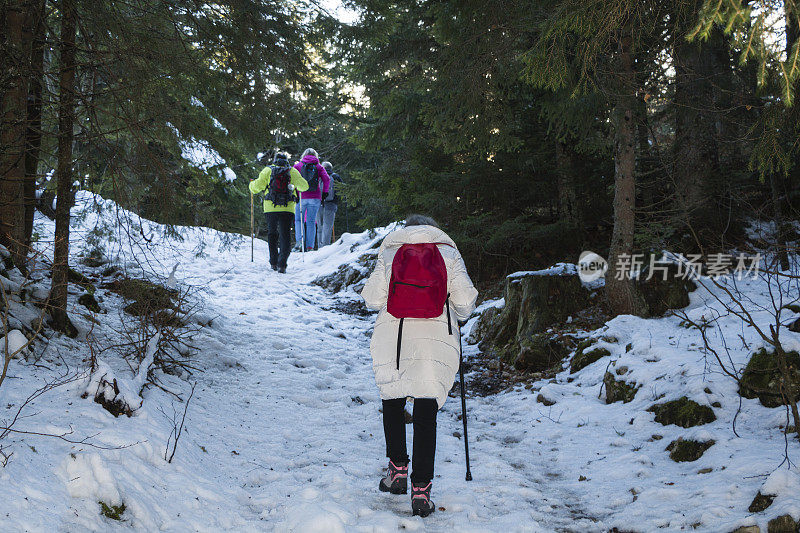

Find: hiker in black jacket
<box><xmin>315</xmin><ymin>161</ymin><xmax>344</xmax><ymax>247</ymax></box>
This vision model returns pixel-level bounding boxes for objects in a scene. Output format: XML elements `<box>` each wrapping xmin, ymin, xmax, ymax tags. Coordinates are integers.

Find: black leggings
<box><xmin>264</xmin><ymin>212</ymin><xmax>293</xmax><ymax>268</ymax></box>
<box><xmin>382</xmin><ymin>397</ymin><xmax>438</xmax><ymax>484</ymax></box>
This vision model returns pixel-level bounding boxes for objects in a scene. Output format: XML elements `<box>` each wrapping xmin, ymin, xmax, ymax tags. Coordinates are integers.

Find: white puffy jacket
<box><xmin>361</xmin><ymin>225</ymin><xmax>479</xmax><ymax>408</ymax></box>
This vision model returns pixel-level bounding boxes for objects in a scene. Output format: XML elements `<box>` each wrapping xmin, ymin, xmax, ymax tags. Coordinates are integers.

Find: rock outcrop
<box><xmin>312</xmin><ymin>252</ymin><xmax>377</xmax><ymax>294</ymax></box>
<box><xmin>740</xmin><ymin>348</ymin><xmax>800</xmax><ymax>408</ymax></box>
<box><xmin>637</xmin><ymin>261</ymin><xmax>697</xmax><ymax>317</ymax></box>
<box><xmin>475</xmin><ymin>265</ymin><xmax>593</xmax><ymax>372</ymax></box>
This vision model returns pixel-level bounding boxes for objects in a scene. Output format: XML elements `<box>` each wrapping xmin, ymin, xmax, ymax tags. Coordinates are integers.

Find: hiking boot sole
<box><xmin>412</xmin><ymin>505</ymin><xmax>434</xmax><ymax>517</ymax></box>
<box><xmin>379</xmin><ymin>480</ymin><xmax>407</xmax><ymax>495</ymax></box>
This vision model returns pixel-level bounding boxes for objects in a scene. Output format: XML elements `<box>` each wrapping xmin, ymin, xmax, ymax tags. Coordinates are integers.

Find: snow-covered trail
<box><xmin>175</xmin><ymin>246</ymin><xmax>594</xmax><ymax>532</ymax></box>
<box><xmin>6</xmin><ymin>198</ymin><xmax>800</xmax><ymax>532</ymax></box>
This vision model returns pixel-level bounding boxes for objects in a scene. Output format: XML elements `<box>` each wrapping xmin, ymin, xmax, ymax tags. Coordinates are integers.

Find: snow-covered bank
<box><xmin>0</xmin><ymin>192</ymin><xmax>798</xmax><ymax>532</ymax></box>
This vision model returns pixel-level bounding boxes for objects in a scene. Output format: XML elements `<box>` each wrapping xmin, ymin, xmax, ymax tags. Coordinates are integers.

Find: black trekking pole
<box><xmin>457</xmin><ymin>320</ymin><xmax>472</xmax><ymax>481</ymax></box>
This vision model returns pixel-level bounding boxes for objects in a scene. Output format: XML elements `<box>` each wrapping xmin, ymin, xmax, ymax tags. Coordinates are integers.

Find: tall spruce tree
<box><xmin>50</xmin><ymin>0</ymin><xmax>78</xmax><ymax>334</ymax></box>
<box><xmin>0</xmin><ymin>0</ymin><xmax>38</xmax><ymax>269</ymax></box>
<box><xmin>521</xmin><ymin>0</ymin><xmax>669</xmax><ymax>316</ymax></box>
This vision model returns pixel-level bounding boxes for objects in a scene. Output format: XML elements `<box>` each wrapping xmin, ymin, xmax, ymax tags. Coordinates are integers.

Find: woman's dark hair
<box><xmin>405</xmin><ymin>214</ymin><xmax>439</xmax><ymax>228</ymax></box>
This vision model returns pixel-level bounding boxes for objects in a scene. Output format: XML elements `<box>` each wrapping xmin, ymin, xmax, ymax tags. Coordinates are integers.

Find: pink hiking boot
<box><xmin>411</xmin><ymin>481</ymin><xmax>435</xmax><ymax>517</ymax></box>
<box><xmin>379</xmin><ymin>460</ymin><xmax>408</xmax><ymax>494</ymax></box>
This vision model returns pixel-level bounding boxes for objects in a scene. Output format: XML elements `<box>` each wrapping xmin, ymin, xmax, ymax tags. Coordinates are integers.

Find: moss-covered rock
<box><xmin>783</xmin><ymin>302</ymin><xmax>800</xmax><ymax>314</ymax></box>
<box><xmin>467</xmin><ymin>306</ymin><xmax>501</xmax><ymax>345</ymax></box>
<box><xmin>312</xmin><ymin>252</ymin><xmax>376</xmax><ymax>293</ymax></box>
<box><xmin>511</xmin><ymin>334</ymin><xmax>572</xmax><ymax>373</ymax></box>
<box><xmin>729</xmin><ymin>526</ymin><xmax>761</xmax><ymax>533</ymax></box>
<box><xmin>637</xmin><ymin>262</ymin><xmax>697</xmax><ymax>317</ymax></box>
<box><xmin>570</xmin><ymin>339</ymin><xmax>610</xmax><ymax>373</ymax></box>
<box><xmin>78</xmin><ymin>292</ymin><xmax>101</xmax><ymax>313</ymax></box>
<box><xmin>603</xmin><ymin>372</ymin><xmax>639</xmax><ymax>403</ymax></box>
<box><xmin>68</xmin><ymin>268</ymin><xmax>95</xmax><ymax>292</ymax></box>
<box><xmin>489</xmin><ymin>269</ymin><xmax>590</xmax><ymax>349</ymax></box>
<box><xmin>749</xmin><ymin>492</ymin><xmax>775</xmax><ymax>513</ymax></box>
<box><xmin>536</xmin><ymin>393</ymin><xmax>556</xmax><ymax>406</ymax></box>
<box><xmin>767</xmin><ymin>515</ymin><xmax>798</xmax><ymax>533</ymax></box>
<box><xmin>48</xmin><ymin>313</ymin><xmax>78</xmax><ymax>338</ymax></box>
<box><xmin>647</xmin><ymin>397</ymin><xmax>716</xmax><ymax>428</ymax></box>
<box><xmin>740</xmin><ymin>348</ymin><xmax>800</xmax><ymax>408</ymax></box>
<box><xmin>472</xmin><ymin>268</ymin><xmax>592</xmax><ymax>375</ymax></box>
<box><xmin>665</xmin><ymin>438</ymin><xmax>714</xmax><ymax>462</ymax></box>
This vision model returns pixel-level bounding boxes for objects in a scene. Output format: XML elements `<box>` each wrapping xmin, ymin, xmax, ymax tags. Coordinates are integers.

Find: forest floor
<box><xmin>1</xmin><ymin>192</ymin><xmax>799</xmax><ymax>532</ymax></box>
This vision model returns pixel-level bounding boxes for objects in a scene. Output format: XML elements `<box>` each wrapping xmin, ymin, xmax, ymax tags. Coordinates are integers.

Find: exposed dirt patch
<box><xmin>457</xmin><ymin>353</ymin><xmax>561</xmax><ymax>397</ymax></box>
<box><xmin>322</xmin><ymin>298</ymin><xmax>375</xmax><ymax>318</ymax></box>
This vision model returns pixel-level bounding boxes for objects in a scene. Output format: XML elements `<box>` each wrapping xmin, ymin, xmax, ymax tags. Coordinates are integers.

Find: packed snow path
<box><xmin>154</xmin><ymin>249</ymin><xmax>595</xmax><ymax>532</ymax></box>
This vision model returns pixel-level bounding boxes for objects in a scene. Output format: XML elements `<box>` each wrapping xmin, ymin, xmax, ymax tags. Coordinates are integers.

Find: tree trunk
<box><xmin>50</xmin><ymin>0</ymin><xmax>77</xmax><ymax>334</ymax></box>
<box><xmin>606</xmin><ymin>31</ymin><xmax>648</xmax><ymax>317</ymax></box>
<box><xmin>635</xmin><ymin>90</ymin><xmax>657</xmax><ymax>217</ymax></box>
<box><xmin>771</xmin><ymin>172</ymin><xmax>791</xmax><ymax>271</ymax></box>
<box><xmin>0</xmin><ymin>0</ymin><xmax>34</xmax><ymax>269</ymax></box>
<box><xmin>555</xmin><ymin>141</ymin><xmax>581</xmax><ymax>230</ymax></box>
<box><xmin>672</xmin><ymin>1</ymin><xmax>723</xmax><ymax>246</ymax></box>
<box><xmin>23</xmin><ymin>0</ymin><xmax>46</xmax><ymax>252</ymax></box>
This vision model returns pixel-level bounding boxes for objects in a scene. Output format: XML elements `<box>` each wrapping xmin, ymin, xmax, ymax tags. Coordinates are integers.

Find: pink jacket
<box><xmin>293</xmin><ymin>154</ymin><xmax>330</xmax><ymax>200</ymax></box>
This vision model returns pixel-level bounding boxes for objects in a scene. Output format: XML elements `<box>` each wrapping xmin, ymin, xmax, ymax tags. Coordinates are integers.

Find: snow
<box><xmin>167</xmin><ymin>119</ymin><xmax>235</xmax><ymax>181</ymax></box>
<box><xmin>177</xmin><ymin>135</ymin><xmax>224</xmax><ymax>170</ymax></box>
<box><xmin>1</xmin><ymin>194</ymin><xmax>799</xmax><ymax>531</ymax></box>
<box><xmin>1</xmin><ymin>330</ymin><xmax>29</xmax><ymax>359</ymax></box>
<box><xmin>507</xmin><ymin>263</ymin><xmax>577</xmax><ymax>279</ymax></box>
<box><xmin>222</xmin><ymin>166</ymin><xmax>237</xmax><ymax>182</ymax></box>
<box><xmin>167</xmin><ymin>122</ymin><xmax>225</xmax><ymax>171</ymax></box>
<box><xmin>761</xmin><ymin>468</ymin><xmax>800</xmax><ymax>496</ymax></box>
<box><xmin>190</xmin><ymin>96</ymin><xmax>229</xmax><ymax>134</ymax></box>
<box><xmin>464</xmin><ymin>298</ymin><xmax>503</xmax><ymax>340</ymax></box>
<box><xmin>166</xmin><ymin>263</ymin><xmax>179</xmax><ymax>290</ymax></box>
<box><xmin>508</xmin><ymin>262</ymin><xmax>606</xmax><ymax>289</ymax></box>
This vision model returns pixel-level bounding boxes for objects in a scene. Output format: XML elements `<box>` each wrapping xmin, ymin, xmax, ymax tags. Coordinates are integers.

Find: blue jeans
<box><xmin>315</xmin><ymin>202</ymin><xmax>338</xmax><ymax>247</ymax></box>
<box><xmin>295</xmin><ymin>198</ymin><xmax>321</xmax><ymax>250</ymax></box>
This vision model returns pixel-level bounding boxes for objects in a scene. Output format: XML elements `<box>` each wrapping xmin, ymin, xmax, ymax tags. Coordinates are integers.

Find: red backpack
<box><xmin>387</xmin><ymin>243</ymin><xmax>453</xmax><ymax>370</ymax></box>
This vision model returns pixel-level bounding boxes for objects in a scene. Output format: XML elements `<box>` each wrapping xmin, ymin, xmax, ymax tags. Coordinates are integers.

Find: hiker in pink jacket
<box><xmin>293</xmin><ymin>148</ymin><xmax>330</xmax><ymax>252</ymax></box>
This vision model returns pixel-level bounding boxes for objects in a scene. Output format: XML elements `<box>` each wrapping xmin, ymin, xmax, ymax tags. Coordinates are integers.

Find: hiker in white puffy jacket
<box><xmin>360</xmin><ymin>214</ymin><xmax>478</xmax><ymax>517</ymax></box>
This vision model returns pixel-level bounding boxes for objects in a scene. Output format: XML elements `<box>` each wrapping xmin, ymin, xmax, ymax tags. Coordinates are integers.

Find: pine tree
<box><xmin>672</xmin><ymin>0</ymin><xmax>726</xmax><ymax>245</ymax></box>
<box><xmin>0</xmin><ymin>0</ymin><xmax>38</xmax><ymax>269</ymax></box>
<box><xmin>50</xmin><ymin>0</ymin><xmax>78</xmax><ymax>334</ymax></box>
<box><xmin>521</xmin><ymin>0</ymin><xmax>667</xmax><ymax>316</ymax></box>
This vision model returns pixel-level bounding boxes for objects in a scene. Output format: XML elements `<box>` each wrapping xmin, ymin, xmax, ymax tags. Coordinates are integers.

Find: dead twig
<box><xmin>163</xmin><ymin>382</ymin><xmax>196</xmax><ymax>464</ymax></box>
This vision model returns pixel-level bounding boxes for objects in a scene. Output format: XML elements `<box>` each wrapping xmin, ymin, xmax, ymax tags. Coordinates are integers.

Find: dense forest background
<box><xmin>2</xmin><ymin>0</ymin><xmax>800</xmax><ymax>327</ymax></box>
